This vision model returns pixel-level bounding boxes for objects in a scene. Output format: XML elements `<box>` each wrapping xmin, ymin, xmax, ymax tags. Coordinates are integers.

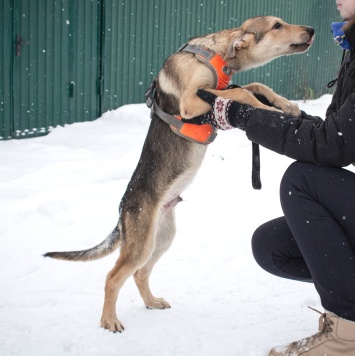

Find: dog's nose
<box><xmin>306</xmin><ymin>27</ymin><xmax>315</xmax><ymax>36</ymax></box>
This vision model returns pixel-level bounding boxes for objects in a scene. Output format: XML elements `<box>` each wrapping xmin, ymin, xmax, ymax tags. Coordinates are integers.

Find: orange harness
<box><xmin>146</xmin><ymin>44</ymin><xmax>233</xmax><ymax>145</ymax></box>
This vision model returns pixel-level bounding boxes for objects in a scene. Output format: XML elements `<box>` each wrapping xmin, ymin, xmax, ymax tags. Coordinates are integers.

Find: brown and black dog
<box><xmin>45</xmin><ymin>16</ymin><xmax>314</xmax><ymax>332</ymax></box>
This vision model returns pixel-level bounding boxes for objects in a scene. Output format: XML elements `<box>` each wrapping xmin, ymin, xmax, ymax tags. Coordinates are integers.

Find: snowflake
<box><xmin>216</xmin><ymin>99</ymin><xmax>225</xmax><ymax>114</ymax></box>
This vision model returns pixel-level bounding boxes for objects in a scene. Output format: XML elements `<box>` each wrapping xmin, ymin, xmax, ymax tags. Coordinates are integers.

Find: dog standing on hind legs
<box><xmin>44</xmin><ymin>16</ymin><xmax>314</xmax><ymax>332</ymax></box>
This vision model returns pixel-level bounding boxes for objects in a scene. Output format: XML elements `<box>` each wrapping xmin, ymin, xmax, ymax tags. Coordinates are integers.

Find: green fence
<box><xmin>0</xmin><ymin>0</ymin><xmax>340</xmax><ymax>140</ymax></box>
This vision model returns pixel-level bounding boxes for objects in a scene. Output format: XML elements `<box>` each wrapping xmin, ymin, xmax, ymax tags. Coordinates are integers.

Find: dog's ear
<box><xmin>225</xmin><ymin>32</ymin><xmax>254</xmax><ymax>59</ymax></box>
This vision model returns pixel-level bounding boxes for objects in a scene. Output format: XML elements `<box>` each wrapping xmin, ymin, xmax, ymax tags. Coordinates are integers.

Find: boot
<box><xmin>269</xmin><ymin>308</ymin><xmax>355</xmax><ymax>356</ymax></box>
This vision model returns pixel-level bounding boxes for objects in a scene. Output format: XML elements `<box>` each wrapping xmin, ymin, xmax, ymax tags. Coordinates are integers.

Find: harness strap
<box><xmin>151</xmin><ymin>102</ymin><xmax>183</xmax><ymax>130</ymax></box>
<box><xmin>145</xmin><ymin>80</ymin><xmax>217</xmax><ymax>145</ymax></box>
<box><xmin>152</xmin><ymin>101</ymin><xmax>217</xmax><ymax>144</ymax></box>
<box><xmin>170</xmin><ymin>115</ymin><xmax>218</xmax><ymax>144</ymax></box>
<box><xmin>178</xmin><ymin>43</ymin><xmax>232</xmax><ymax>90</ymax></box>
<box><xmin>178</xmin><ymin>43</ymin><xmax>215</xmax><ymax>59</ymax></box>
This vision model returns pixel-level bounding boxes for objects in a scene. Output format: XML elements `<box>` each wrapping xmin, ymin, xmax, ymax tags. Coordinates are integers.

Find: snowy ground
<box><xmin>0</xmin><ymin>94</ymin><xmax>347</xmax><ymax>356</ymax></box>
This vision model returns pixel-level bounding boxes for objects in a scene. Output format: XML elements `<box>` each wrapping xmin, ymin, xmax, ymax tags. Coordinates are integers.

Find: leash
<box><xmin>226</xmin><ymin>84</ymin><xmax>262</xmax><ymax>190</ymax></box>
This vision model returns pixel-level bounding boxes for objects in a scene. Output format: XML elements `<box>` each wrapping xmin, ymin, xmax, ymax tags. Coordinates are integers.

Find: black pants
<box><xmin>252</xmin><ymin>162</ymin><xmax>355</xmax><ymax>321</ymax></box>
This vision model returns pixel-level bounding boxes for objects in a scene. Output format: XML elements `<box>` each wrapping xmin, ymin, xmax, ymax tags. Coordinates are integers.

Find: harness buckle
<box><xmin>145</xmin><ymin>79</ymin><xmax>157</xmax><ymax>109</ymax></box>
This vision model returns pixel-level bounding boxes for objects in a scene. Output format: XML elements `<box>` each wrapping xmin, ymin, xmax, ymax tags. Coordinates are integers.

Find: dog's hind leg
<box><xmin>100</xmin><ymin>208</ymin><xmax>160</xmax><ymax>332</ymax></box>
<box><xmin>134</xmin><ymin>199</ymin><xmax>180</xmax><ymax>309</ymax></box>
<box><xmin>100</xmin><ymin>252</ymin><xmax>137</xmax><ymax>332</ymax></box>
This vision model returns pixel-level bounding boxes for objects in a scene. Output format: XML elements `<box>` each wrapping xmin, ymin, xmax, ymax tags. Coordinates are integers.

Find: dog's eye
<box><xmin>272</xmin><ymin>22</ymin><xmax>282</xmax><ymax>30</ymax></box>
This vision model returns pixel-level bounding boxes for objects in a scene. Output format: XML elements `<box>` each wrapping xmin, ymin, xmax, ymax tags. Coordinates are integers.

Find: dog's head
<box><xmin>225</xmin><ymin>16</ymin><xmax>314</xmax><ymax>71</ymax></box>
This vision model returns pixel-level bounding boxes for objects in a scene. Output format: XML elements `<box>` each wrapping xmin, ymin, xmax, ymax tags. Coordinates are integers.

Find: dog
<box><xmin>44</xmin><ymin>16</ymin><xmax>314</xmax><ymax>332</ymax></box>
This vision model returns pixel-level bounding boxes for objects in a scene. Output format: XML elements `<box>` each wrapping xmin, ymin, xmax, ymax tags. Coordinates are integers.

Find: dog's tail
<box><xmin>43</xmin><ymin>225</ymin><xmax>122</xmax><ymax>262</ymax></box>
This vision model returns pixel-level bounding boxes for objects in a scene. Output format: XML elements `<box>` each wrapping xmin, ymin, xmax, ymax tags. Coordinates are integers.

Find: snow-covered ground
<box><xmin>0</xmin><ymin>94</ymin><xmax>347</xmax><ymax>356</ymax></box>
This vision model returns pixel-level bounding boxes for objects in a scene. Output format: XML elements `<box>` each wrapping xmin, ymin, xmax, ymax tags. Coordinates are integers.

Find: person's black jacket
<box><xmin>246</xmin><ymin>20</ymin><xmax>355</xmax><ymax>167</ymax></box>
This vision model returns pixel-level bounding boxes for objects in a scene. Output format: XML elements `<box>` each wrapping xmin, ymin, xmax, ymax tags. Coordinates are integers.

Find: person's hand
<box><xmin>185</xmin><ymin>89</ymin><xmax>255</xmax><ymax>131</ymax></box>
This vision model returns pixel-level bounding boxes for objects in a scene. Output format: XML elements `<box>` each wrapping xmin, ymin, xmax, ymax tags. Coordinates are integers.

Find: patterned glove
<box><xmin>185</xmin><ymin>89</ymin><xmax>255</xmax><ymax>131</ymax></box>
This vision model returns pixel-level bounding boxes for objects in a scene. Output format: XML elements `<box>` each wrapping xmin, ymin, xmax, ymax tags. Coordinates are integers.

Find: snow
<box><xmin>0</xmin><ymin>94</ymin><xmax>347</xmax><ymax>355</ymax></box>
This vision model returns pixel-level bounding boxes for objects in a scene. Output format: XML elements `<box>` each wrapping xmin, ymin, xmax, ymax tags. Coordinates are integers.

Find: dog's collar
<box><xmin>178</xmin><ymin>43</ymin><xmax>233</xmax><ymax>90</ymax></box>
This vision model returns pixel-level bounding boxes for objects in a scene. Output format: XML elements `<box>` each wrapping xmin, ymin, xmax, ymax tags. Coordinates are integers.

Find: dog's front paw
<box><xmin>283</xmin><ymin>101</ymin><xmax>301</xmax><ymax>117</ymax></box>
<box><xmin>145</xmin><ymin>297</ymin><xmax>171</xmax><ymax>309</ymax></box>
<box><xmin>275</xmin><ymin>97</ymin><xmax>301</xmax><ymax>117</ymax></box>
<box><xmin>101</xmin><ymin>316</ymin><xmax>125</xmax><ymax>333</ymax></box>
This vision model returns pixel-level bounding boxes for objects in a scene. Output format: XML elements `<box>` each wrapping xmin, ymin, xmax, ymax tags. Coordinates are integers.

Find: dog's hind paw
<box><xmin>145</xmin><ymin>297</ymin><xmax>171</xmax><ymax>310</ymax></box>
<box><xmin>101</xmin><ymin>317</ymin><xmax>125</xmax><ymax>333</ymax></box>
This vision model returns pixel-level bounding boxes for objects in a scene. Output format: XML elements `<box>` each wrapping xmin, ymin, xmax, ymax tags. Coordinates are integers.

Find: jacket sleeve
<box><xmin>245</xmin><ymin>92</ymin><xmax>355</xmax><ymax>167</ymax></box>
